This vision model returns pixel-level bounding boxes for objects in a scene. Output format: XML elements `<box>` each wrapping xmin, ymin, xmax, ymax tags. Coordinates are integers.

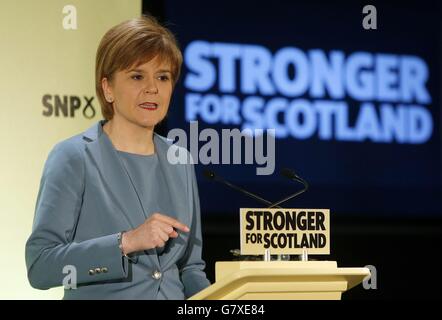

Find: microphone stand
<box><xmin>204</xmin><ymin>169</ymin><xmax>309</xmax><ymax>261</ymax></box>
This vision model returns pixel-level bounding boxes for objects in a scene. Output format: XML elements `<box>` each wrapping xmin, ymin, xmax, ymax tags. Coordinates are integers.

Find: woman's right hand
<box><xmin>121</xmin><ymin>213</ymin><xmax>190</xmax><ymax>255</ymax></box>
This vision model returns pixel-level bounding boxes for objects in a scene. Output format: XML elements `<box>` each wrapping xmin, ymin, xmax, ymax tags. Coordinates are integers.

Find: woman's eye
<box><xmin>131</xmin><ymin>74</ymin><xmax>143</xmax><ymax>80</ymax></box>
<box><xmin>158</xmin><ymin>75</ymin><xmax>170</xmax><ymax>81</ymax></box>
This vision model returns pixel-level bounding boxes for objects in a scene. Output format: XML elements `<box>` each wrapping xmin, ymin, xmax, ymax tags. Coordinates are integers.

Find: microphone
<box><xmin>203</xmin><ymin>169</ymin><xmax>282</xmax><ymax>208</ymax></box>
<box><xmin>281</xmin><ymin>168</ymin><xmax>309</xmax><ymax>188</ymax></box>
<box><xmin>267</xmin><ymin>168</ymin><xmax>309</xmax><ymax>208</ymax></box>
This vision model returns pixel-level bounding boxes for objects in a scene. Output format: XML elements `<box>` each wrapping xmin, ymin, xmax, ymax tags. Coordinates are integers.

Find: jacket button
<box><xmin>94</xmin><ymin>268</ymin><xmax>102</xmax><ymax>274</ymax></box>
<box><xmin>101</xmin><ymin>267</ymin><xmax>108</xmax><ymax>273</ymax></box>
<box><xmin>88</xmin><ymin>269</ymin><xmax>95</xmax><ymax>276</ymax></box>
<box><xmin>151</xmin><ymin>270</ymin><xmax>162</xmax><ymax>280</ymax></box>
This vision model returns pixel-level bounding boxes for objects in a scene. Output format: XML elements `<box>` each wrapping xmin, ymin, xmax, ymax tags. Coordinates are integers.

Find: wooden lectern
<box><xmin>189</xmin><ymin>261</ymin><xmax>370</xmax><ymax>300</ymax></box>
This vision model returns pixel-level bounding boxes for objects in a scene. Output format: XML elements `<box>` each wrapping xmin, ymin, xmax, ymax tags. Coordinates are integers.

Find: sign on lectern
<box><xmin>240</xmin><ymin>208</ymin><xmax>330</xmax><ymax>255</ymax></box>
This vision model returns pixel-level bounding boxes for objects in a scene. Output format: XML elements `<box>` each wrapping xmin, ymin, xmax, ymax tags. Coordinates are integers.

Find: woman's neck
<box><xmin>102</xmin><ymin>118</ymin><xmax>155</xmax><ymax>155</ymax></box>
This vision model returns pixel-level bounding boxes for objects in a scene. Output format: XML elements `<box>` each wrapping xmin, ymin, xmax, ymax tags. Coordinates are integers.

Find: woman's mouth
<box><xmin>138</xmin><ymin>102</ymin><xmax>158</xmax><ymax>110</ymax></box>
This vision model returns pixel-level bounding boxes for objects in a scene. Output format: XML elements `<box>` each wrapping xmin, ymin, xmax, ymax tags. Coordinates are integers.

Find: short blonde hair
<box><xmin>95</xmin><ymin>15</ymin><xmax>183</xmax><ymax>120</ymax></box>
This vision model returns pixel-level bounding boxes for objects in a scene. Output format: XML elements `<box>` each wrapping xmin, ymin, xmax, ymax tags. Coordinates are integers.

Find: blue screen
<box><xmin>163</xmin><ymin>0</ymin><xmax>442</xmax><ymax>218</ymax></box>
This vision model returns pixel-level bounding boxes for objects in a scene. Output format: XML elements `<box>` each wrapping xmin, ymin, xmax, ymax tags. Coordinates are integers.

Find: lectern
<box><xmin>189</xmin><ymin>261</ymin><xmax>370</xmax><ymax>300</ymax></box>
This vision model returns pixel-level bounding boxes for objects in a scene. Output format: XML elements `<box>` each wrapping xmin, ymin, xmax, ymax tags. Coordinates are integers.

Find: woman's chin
<box><xmin>136</xmin><ymin>117</ymin><xmax>162</xmax><ymax>129</ymax></box>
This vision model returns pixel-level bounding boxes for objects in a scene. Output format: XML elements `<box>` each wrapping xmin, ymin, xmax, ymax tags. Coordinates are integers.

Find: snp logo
<box><xmin>42</xmin><ymin>94</ymin><xmax>96</xmax><ymax>119</ymax></box>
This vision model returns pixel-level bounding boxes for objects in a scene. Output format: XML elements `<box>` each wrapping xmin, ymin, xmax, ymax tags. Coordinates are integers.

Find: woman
<box><xmin>25</xmin><ymin>15</ymin><xmax>210</xmax><ymax>299</ymax></box>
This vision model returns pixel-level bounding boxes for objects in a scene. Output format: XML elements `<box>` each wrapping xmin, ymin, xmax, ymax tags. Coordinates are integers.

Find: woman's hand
<box><xmin>121</xmin><ymin>213</ymin><xmax>190</xmax><ymax>255</ymax></box>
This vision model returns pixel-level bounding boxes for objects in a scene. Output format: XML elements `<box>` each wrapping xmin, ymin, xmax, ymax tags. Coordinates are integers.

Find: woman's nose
<box><xmin>144</xmin><ymin>78</ymin><xmax>158</xmax><ymax>94</ymax></box>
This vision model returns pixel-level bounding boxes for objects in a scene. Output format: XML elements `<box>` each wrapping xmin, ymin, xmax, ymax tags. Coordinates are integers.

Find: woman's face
<box><xmin>102</xmin><ymin>55</ymin><xmax>173</xmax><ymax>129</ymax></box>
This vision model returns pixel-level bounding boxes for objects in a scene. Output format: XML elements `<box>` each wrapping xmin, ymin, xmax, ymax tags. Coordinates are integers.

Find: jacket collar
<box><xmin>82</xmin><ymin>119</ymin><xmax>175</xmax><ymax>152</ymax></box>
<box><xmin>82</xmin><ymin>119</ymin><xmax>104</xmax><ymax>142</ymax></box>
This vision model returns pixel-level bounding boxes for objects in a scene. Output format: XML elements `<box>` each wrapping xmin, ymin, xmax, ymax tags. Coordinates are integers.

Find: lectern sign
<box><xmin>240</xmin><ymin>208</ymin><xmax>330</xmax><ymax>255</ymax></box>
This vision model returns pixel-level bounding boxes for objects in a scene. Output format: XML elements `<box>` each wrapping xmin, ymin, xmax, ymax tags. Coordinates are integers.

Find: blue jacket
<box><xmin>25</xmin><ymin>120</ymin><xmax>210</xmax><ymax>299</ymax></box>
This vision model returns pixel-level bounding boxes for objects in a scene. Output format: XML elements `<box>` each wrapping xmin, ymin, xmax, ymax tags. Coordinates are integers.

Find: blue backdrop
<box><xmin>164</xmin><ymin>0</ymin><xmax>441</xmax><ymax>218</ymax></box>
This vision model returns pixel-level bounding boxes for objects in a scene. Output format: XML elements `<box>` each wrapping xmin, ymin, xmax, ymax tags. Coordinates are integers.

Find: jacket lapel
<box><xmin>154</xmin><ymin>135</ymin><xmax>192</xmax><ymax>269</ymax></box>
<box><xmin>83</xmin><ymin>121</ymin><xmax>160</xmax><ymax>267</ymax></box>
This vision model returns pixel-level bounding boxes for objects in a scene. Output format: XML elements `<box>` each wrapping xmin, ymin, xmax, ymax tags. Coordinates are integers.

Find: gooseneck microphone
<box><xmin>281</xmin><ymin>168</ymin><xmax>309</xmax><ymax>187</ymax></box>
<box><xmin>267</xmin><ymin>168</ymin><xmax>309</xmax><ymax>208</ymax></box>
<box><xmin>203</xmin><ymin>170</ymin><xmax>282</xmax><ymax>208</ymax></box>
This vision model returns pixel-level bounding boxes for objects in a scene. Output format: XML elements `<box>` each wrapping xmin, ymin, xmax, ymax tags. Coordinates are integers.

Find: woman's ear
<box><xmin>102</xmin><ymin>77</ymin><xmax>114</xmax><ymax>103</ymax></box>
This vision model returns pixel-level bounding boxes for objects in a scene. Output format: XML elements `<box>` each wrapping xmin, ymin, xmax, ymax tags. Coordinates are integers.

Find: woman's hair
<box><xmin>95</xmin><ymin>15</ymin><xmax>183</xmax><ymax>120</ymax></box>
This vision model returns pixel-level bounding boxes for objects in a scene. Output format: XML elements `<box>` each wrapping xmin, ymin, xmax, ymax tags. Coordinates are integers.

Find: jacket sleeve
<box><xmin>178</xmin><ymin>163</ymin><xmax>211</xmax><ymax>298</ymax></box>
<box><xmin>25</xmin><ymin>140</ymin><xmax>129</xmax><ymax>290</ymax></box>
